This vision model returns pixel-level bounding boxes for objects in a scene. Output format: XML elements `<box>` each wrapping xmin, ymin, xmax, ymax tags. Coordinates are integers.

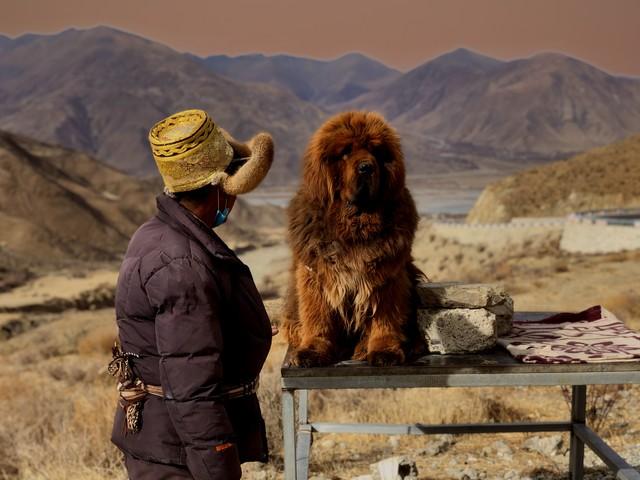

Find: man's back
<box><xmin>111</xmin><ymin>194</ymin><xmax>272</xmax><ymax>477</ymax></box>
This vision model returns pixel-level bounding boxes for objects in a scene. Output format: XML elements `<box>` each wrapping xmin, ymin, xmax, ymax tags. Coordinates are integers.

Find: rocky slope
<box><xmin>0</xmin><ymin>130</ymin><xmax>156</xmax><ymax>265</ymax></box>
<box><xmin>466</xmin><ymin>134</ymin><xmax>640</xmax><ymax>223</ymax></box>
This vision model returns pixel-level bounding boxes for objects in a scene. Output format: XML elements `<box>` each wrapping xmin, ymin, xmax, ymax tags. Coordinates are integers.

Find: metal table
<box><xmin>281</xmin><ymin>313</ymin><xmax>640</xmax><ymax>480</ymax></box>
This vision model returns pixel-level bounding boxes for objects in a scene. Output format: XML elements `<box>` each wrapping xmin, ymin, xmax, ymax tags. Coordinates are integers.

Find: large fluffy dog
<box><xmin>283</xmin><ymin>111</ymin><xmax>425</xmax><ymax>367</ymax></box>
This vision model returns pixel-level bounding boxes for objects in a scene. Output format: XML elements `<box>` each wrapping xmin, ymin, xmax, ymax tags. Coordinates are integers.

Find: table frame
<box><xmin>281</xmin><ymin>319</ymin><xmax>640</xmax><ymax>480</ymax></box>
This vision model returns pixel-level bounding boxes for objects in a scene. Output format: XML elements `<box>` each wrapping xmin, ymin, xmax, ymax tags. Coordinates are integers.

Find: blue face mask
<box><xmin>213</xmin><ymin>207</ymin><xmax>229</xmax><ymax>228</ymax></box>
<box><xmin>212</xmin><ymin>189</ymin><xmax>230</xmax><ymax>228</ymax></box>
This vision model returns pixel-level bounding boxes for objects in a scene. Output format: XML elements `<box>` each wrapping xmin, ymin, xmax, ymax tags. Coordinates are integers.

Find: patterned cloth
<box><xmin>498</xmin><ymin>306</ymin><xmax>640</xmax><ymax>363</ymax></box>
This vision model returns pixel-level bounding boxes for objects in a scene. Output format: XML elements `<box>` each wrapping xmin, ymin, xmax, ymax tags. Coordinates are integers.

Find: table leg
<box><xmin>298</xmin><ymin>389</ymin><xmax>309</xmax><ymax>425</ymax></box>
<box><xmin>296</xmin><ymin>390</ymin><xmax>311</xmax><ymax>480</ymax></box>
<box><xmin>283</xmin><ymin>389</ymin><xmax>297</xmax><ymax>480</ymax></box>
<box><xmin>569</xmin><ymin>385</ymin><xmax>587</xmax><ymax>480</ymax></box>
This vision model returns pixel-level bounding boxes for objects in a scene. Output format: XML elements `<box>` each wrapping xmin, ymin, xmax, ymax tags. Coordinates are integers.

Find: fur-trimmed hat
<box><xmin>149</xmin><ymin>109</ymin><xmax>274</xmax><ymax>195</ymax></box>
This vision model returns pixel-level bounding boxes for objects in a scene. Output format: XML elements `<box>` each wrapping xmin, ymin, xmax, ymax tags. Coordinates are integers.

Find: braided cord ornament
<box><xmin>108</xmin><ymin>342</ymin><xmax>144</xmax><ymax>434</ymax></box>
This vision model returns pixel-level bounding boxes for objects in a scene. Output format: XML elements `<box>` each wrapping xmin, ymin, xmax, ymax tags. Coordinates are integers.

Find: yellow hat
<box><xmin>149</xmin><ymin>109</ymin><xmax>274</xmax><ymax>195</ymax></box>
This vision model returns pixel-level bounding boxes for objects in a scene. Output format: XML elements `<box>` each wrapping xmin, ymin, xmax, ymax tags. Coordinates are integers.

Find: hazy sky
<box><xmin>2</xmin><ymin>0</ymin><xmax>639</xmax><ymax>75</ymax></box>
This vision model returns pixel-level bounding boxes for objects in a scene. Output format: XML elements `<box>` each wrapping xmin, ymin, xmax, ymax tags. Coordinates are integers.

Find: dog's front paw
<box><xmin>367</xmin><ymin>348</ymin><xmax>405</xmax><ymax>367</ymax></box>
<box><xmin>291</xmin><ymin>346</ymin><xmax>334</xmax><ymax>368</ymax></box>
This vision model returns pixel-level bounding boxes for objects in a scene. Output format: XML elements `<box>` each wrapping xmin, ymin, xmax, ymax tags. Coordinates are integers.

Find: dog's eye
<box><xmin>340</xmin><ymin>145</ymin><xmax>352</xmax><ymax>158</ymax></box>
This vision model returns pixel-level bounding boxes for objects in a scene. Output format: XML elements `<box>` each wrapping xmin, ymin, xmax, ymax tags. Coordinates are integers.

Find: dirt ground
<box><xmin>0</xmin><ymin>219</ymin><xmax>639</xmax><ymax>479</ymax></box>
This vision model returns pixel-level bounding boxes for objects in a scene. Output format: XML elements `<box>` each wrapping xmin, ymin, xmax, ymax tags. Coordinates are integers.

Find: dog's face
<box><xmin>303</xmin><ymin>112</ymin><xmax>406</xmax><ymax>210</ymax></box>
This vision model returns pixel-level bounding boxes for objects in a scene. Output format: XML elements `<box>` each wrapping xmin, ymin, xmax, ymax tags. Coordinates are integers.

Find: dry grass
<box><xmin>0</xmin><ymin>309</ymin><xmax>123</xmax><ymax>479</ymax></box>
<box><xmin>0</xmin><ymin>363</ymin><xmax>124</xmax><ymax>480</ymax></box>
<box><xmin>77</xmin><ymin>324</ymin><xmax>117</xmax><ymax>356</ymax></box>
<box><xmin>602</xmin><ymin>290</ymin><xmax>640</xmax><ymax>329</ymax></box>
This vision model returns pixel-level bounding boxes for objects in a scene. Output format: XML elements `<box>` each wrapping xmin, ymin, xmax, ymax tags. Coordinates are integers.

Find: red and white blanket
<box><xmin>498</xmin><ymin>306</ymin><xmax>640</xmax><ymax>363</ymax></box>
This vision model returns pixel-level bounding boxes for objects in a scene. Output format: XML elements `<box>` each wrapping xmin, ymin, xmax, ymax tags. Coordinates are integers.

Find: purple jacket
<box><xmin>111</xmin><ymin>193</ymin><xmax>272</xmax><ymax>479</ymax></box>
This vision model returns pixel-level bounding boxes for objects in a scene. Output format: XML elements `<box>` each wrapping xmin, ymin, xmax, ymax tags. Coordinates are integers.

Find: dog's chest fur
<box><xmin>320</xmin><ymin>246</ymin><xmax>379</xmax><ymax>332</ymax></box>
<box><xmin>315</xmin><ymin>211</ymin><xmax>390</xmax><ymax>331</ymax></box>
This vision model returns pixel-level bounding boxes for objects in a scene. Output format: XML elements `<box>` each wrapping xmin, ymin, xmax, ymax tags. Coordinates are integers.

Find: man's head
<box><xmin>148</xmin><ymin>109</ymin><xmax>274</xmax><ymax>220</ymax></box>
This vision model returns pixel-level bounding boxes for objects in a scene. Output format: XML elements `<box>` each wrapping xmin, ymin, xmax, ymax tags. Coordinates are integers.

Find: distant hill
<box><xmin>349</xmin><ymin>48</ymin><xmax>502</xmax><ymax>120</ymax></box>
<box><xmin>466</xmin><ymin>134</ymin><xmax>640</xmax><ymax>223</ymax></box>
<box><xmin>198</xmin><ymin>52</ymin><xmax>400</xmax><ymax>106</ymax></box>
<box><xmin>0</xmin><ymin>26</ymin><xmax>325</xmax><ymax>183</ymax></box>
<box><xmin>348</xmin><ymin>49</ymin><xmax>640</xmax><ymax>165</ymax></box>
<box><xmin>0</xmin><ymin>34</ymin><xmax>9</xmax><ymax>51</ymax></box>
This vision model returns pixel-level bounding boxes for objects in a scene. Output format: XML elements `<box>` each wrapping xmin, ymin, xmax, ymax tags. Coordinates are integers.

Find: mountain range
<box><xmin>1</xmin><ymin>26</ymin><xmax>640</xmax><ymax>185</ymax></box>
<box><xmin>0</xmin><ymin>27</ymin><xmax>324</xmax><ymax>183</ymax></box>
<box><xmin>356</xmin><ymin>49</ymin><xmax>640</xmax><ymax>159</ymax></box>
<box><xmin>196</xmin><ymin>52</ymin><xmax>400</xmax><ymax>106</ymax></box>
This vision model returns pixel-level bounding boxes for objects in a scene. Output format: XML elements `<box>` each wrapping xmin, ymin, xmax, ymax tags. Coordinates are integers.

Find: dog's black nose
<box><xmin>358</xmin><ymin>162</ymin><xmax>374</xmax><ymax>175</ymax></box>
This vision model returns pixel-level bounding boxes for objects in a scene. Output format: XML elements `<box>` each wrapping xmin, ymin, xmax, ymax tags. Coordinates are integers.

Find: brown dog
<box><xmin>283</xmin><ymin>111</ymin><xmax>425</xmax><ymax>367</ymax></box>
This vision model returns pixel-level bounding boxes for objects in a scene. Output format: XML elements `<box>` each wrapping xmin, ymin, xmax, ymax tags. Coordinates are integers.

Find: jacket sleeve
<box><xmin>145</xmin><ymin>256</ymin><xmax>242</xmax><ymax>480</ymax></box>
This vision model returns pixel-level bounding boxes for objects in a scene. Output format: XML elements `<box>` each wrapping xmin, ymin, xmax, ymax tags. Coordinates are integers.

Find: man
<box><xmin>110</xmin><ymin>109</ymin><xmax>275</xmax><ymax>479</ymax></box>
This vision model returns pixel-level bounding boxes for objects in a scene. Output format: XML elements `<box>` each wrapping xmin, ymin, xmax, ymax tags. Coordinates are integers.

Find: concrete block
<box><xmin>486</xmin><ymin>296</ymin><xmax>514</xmax><ymax>336</ymax></box>
<box><xmin>416</xmin><ymin>282</ymin><xmax>510</xmax><ymax>309</ymax></box>
<box><xmin>418</xmin><ymin>308</ymin><xmax>497</xmax><ymax>354</ymax></box>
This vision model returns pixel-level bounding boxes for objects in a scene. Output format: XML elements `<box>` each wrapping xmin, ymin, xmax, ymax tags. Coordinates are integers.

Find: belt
<box><xmin>219</xmin><ymin>376</ymin><xmax>260</xmax><ymax>401</ymax></box>
<box><xmin>109</xmin><ymin>343</ymin><xmax>259</xmax><ymax>433</ymax></box>
<box><xmin>118</xmin><ymin>377</ymin><xmax>260</xmax><ymax>402</ymax></box>
<box><xmin>115</xmin><ymin>376</ymin><xmax>259</xmax><ymax>434</ymax></box>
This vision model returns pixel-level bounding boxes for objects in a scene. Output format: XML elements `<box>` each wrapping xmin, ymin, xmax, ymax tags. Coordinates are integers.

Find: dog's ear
<box><xmin>302</xmin><ymin>133</ymin><xmax>335</xmax><ymax>204</ymax></box>
<box><xmin>380</xmin><ymin>128</ymin><xmax>406</xmax><ymax>199</ymax></box>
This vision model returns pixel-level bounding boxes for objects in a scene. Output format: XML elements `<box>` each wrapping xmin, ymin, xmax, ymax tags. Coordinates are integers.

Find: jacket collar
<box><xmin>155</xmin><ymin>193</ymin><xmax>243</xmax><ymax>265</ymax></box>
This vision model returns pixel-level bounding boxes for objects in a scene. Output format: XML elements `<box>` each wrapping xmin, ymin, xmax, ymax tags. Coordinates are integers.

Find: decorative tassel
<box><xmin>126</xmin><ymin>403</ymin><xmax>142</xmax><ymax>434</ymax></box>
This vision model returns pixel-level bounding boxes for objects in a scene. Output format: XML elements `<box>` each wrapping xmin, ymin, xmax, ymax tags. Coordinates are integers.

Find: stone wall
<box><xmin>430</xmin><ymin>218</ymin><xmax>565</xmax><ymax>248</ymax></box>
<box><xmin>429</xmin><ymin>213</ymin><xmax>640</xmax><ymax>254</ymax></box>
<box><xmin>560</xmin><ymin>216</ymin><xmax>640</xmax><ymax>254</ymax></box>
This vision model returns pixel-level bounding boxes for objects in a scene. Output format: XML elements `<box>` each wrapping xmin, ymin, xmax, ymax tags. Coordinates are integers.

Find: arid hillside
<box><xmin>0</xmin><ymin>130</ymin><xmax>156</xmax><ymax>267</ymax></box>
<box><xmin>0</xmin><ymin>131</ymin><xmax>286</xmax><ymax>278</ymax></box>
<box><xmin>467</xmin><ymin>133</ymin><xmax>640</xmax><ymax>223</ymax></box>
